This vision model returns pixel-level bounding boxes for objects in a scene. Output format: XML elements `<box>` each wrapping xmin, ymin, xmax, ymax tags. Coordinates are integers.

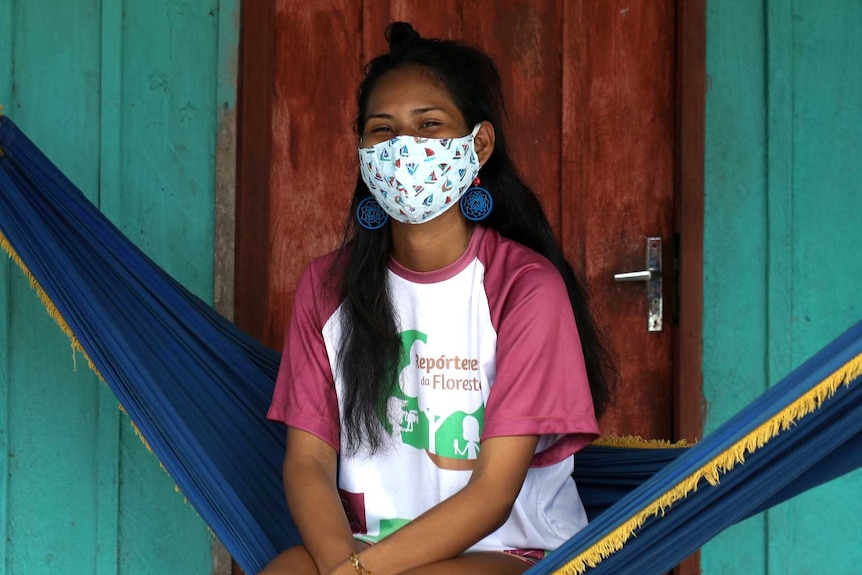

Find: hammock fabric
<box><xmin>1</xmin><ymin>114</ymin><xmax>861</xmax><ymax>575</ymax></box>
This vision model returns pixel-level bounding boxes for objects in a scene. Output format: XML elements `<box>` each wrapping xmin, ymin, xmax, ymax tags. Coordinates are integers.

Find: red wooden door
<box><xmin>237</xmin><ymin>3</ymin><xmax>705</xmax><ymax>574</ymax></box>
<box><xmin>239</xmin><ymin>0</ymin><xmax>679</xmax><ymax>436</ymax></box>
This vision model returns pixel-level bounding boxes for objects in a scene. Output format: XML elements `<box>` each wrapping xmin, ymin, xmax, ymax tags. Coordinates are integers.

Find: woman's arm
<box><xmin>328</xmin><ymin>434</ymin><xmax>539</xmax><ymax>575</ymax></box>
<box><xmin>284</xmin><ymin>427</ymin><xmax>357</xmax><ymax>574</ymax></box>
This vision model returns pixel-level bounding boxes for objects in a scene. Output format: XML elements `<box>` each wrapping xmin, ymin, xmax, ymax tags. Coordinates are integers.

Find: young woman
<box><xmin>263</xmin><ymin>22</ymin><xmax>615</xmax><ymax>575</ymax></box>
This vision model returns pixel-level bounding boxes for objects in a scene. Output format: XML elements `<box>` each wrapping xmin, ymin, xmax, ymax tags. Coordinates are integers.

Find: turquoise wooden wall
<box><xmin>0</xmin><ymin>1</ymin><xmax>237</xmax><ymax>573</ymax></box>
<box><xmin>703</xmin><ymin>0</ymin><xmax>862</xmax><ymax>573</ymax></box>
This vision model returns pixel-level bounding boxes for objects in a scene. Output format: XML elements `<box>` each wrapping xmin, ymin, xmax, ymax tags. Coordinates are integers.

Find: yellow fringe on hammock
<box><xmin>0</xmin><ymin>226</ymin><xmax>197</xmax><ymax>508</ymax></box>
<box><xmin>0</xmin><ymin>230</ymin><xmax>101</xmax><ymax>377</ymax></box>
<box><xmin>0</xmin><ymin>125</ymin><xmax>159</xmax><ymax>462</ymax></box>
<box><xmin>593</xmin><ymin>435</ymin><xmax>691</xmax><ymax>449</ymax></box>
<box><xmin>552</xmin><ymin>351</ymin><xmax>862</xmax><ymax>575</ymax></box>
<box><xmin>0</xmin><ymin>228</ymin><xmax>168</xmax><ymax>456</ymax></box>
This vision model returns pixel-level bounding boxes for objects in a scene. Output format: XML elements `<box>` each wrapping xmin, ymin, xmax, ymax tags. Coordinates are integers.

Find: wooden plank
<box><xmin>562</xmin><ymin>0</ymin><xmax>675</xmax><ymax>438</ymax></box>
<box><xmin>704</xmin><ymin>2</ymin><xmax>862</xmax><ymax>573</ymax></box>
<box><xmin>765</xmin><ymin>0</ymin><xmax>794</xmax><ymax>388</ymax></box>
<box><xmin>0</xmin><ymin>271</ymin><xmax>8</xmax><ymax>575</ymax></box>
<box><xmin>673</xmin><ymin>0</ymin><xmax>705</xmax><ymax>571</ymax></box>
<box><xmin>388</xmin><ymin>0</ymin><xmax>462</xmax><ymax>40</ymax></box>
<box><xmin>363</xmin><ymin>0</ymin><xmax>462</xmax><ymax>61</ymax></box>
<box><xmin>264</xmin><ymin>0</ymin><xmax>363</xmax><ymax>348</ymax></box>
<box><xmin>674</xmin><ymin>0</ymin><xmax>706</xmax><ymax>446</ymax></box>
<box><xmin>0</xmin><ymin>0</ymin><xmax>11</xmax><ymax>108</ymax></box>
<box><xmin>7</xmin><ymin>311</ymin><xmax>103</xmax><ymax>575</ymax></box>
<box><xmin>235</xmin><ymin>0</ymin><xmax>274</xmax><ymax>341</ymax></box>
<box><xmin>108</xmin><ymin>0</ymin><xmax>218</xmax><ymax>293</ymax></box>
<box><xmin>361</xmin><ymin>0</ymin><xmax>390</xmax><ymax>64</ymax></box>
<box><xmin>767</xmin><ymin>2</ymin><xmax>862</xmax><ymax>574</ymax></box>
<box><xmin>232</xmin><ymin>2</ymin><xmax>275</xmax><ymax>567</ymax></box>
<box><xmin>96</xmin><ymin>2</ymin><xmax>123</xmax><ymax>573</ymax></box>
<box><xmin>215</xmin><ymin>0</ymin><xmax>240</xmax><ymax>324</ymax></box>
<box><xmin>700</xmin><ymin>0</ymin><xmax>768</xmax><ymax>573</ymax></box>
<box><xmin>762</xmin><ymin>6</ymin><xmax>793</xmax><ymax>570</ymax></box>
<box><xmin>0</xmin><ymin>1</ymin><xmax>13</xmax><ymax>569</ymax></box>
<box><xmin>3</xmin><ymin>1</ymin><xmax>229</xmax><ymax>572</ymax></box>
<box><xmin>464</xmin><ymin>0</ymin><xmax>562</xmax><ymax>237</ymax></box>
<box><xmin>5</xmin><ymin>2</ymin><xmax>104</xmax><ymax>572</ymax></box>
<box><xmin>111</xmin><ymin>0</ymin><xmax>215</xmax><ymax>573</ymax></box>
<box><xmin>560</xmin><ymin>0</ymin><xmax>588</xmax><ymax>272</ymax></box>
<box><xmin>0</xmin><ymin>265</ymin><xmax>8</xmax><ymax>575</ymax></box>
<box><xmin>94</xmin><ymin>393</ymin><xmax>121</xmax><ymax>575</ymax></box>
<box><xmin>214</xmin><ymin>1</ymin><xmax>241</xmax><ymax>571</ymax></box>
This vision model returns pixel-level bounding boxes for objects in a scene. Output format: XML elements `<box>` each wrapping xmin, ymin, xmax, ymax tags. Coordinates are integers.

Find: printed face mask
<box><xmin>358</xmin><ymin>124</ymin><xmax>482</xmax><ymax>224</ymax></box>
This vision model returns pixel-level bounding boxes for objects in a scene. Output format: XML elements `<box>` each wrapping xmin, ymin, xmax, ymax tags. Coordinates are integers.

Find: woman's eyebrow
<box><xmin>365</xmin><ymin>107</ymin><xmax>448</xmax><ymax>121</ymax></box>
<box><xmin>411</xmin><ymin>106</ymin><xmax>446</xmax><ymax>115</ymax></box>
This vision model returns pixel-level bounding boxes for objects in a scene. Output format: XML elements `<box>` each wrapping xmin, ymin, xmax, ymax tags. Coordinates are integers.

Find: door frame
<box><xmin>674</xmin><ymin>0</ymin><xmax>705</xmax><ymax>446</ymax></box>
<box><xmin>673</xmin><ymin>1</ymin><xmax>706</xmax><ymax>573</ymax></box>
<box><xmin>233</xmin><ymin>1</ymin><xmax>706</xmax><ymax>572</ymax></box>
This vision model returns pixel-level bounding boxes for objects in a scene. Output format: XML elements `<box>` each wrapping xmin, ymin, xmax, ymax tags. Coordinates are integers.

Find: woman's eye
<box><xmin>419</xmin><ymin>121</ymin><xmax>441</xmax><ymax>129</ymax></box>
<box><xmin>369</xmin><ymin>125</ymin><xmax>391</xmax><ymax>134</ymax></box>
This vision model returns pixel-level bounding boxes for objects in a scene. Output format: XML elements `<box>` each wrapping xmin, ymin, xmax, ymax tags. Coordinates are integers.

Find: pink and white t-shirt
<box><xmin>268</xmin><ymin>225</ymin><xmax>599</xmax><ymax>556</ymax></box>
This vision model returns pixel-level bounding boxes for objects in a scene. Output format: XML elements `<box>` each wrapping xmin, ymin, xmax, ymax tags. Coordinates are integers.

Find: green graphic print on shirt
<box><xmin>359</xmin><ymin>518</ymin><xmax>413</xmax><ymax>544</ymax></box>
<box><xmin>382</xmin><ymin>330</ymin><xmax>485</xmax><ymax>462</ymax></box>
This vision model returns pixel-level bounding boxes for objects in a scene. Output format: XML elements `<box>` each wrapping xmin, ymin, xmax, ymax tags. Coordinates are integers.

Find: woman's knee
<box><xmin>258</xmin><ymin>545</ymin><xmax>319</xmax><ymax>575</ymax></box>
<box><xmin>399</xmin><ymin>552</ymin><xmax>532</xmax><ymax>575</ymax></box>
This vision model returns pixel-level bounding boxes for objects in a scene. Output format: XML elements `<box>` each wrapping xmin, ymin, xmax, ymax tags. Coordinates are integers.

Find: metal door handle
<box><xmin>614</xmin><ymin>237</ymin><xmax>663</xmax><ymax>332</ymax></box>
<box><xmin>614</xmin><ymin>268</ymin><xmax>661</xmax><ymax>282</ymax></box>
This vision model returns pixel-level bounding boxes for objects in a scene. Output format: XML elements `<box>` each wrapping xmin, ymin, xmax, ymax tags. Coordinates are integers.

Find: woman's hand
<box><xmin>323</xmin><ymin>558</ymin><xmax>358</xmax><ymax>575</ymax></box>
<box><xmin>355</xmin><ymin>435</ymin><xmax>540</xmax><ymax>575</ymax></box>
<box><xmin>283</xmin><ymin>429</ymin><xmax>538</xmax><ymax>575</ymax></box>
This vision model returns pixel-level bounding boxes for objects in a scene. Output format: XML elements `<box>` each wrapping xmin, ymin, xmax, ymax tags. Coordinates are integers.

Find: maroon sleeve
<box><xmin>267</xmin><ymin>260</ymin><xmax>341</xmax><ymax>451</ymax></box>
<box><xmin>482</xmin><ymin>254</ymin><xmax>599</xmax><ymax>466</ymax></box>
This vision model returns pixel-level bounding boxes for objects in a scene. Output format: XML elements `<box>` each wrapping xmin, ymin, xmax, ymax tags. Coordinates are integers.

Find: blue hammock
<box><xmin>1</xmin><ymin>114</ymin><xmax>861</xmax><ymax>575</ymax></box>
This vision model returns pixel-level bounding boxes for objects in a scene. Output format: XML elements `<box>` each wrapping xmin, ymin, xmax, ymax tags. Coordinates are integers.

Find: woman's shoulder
<box><xmin>477</xmin><ymin>228</ymin><xmax>572</xmax><ymax>328</ymax></box>
<box><xmin>304</xmin><ymin>247</ymin><xmax>346</xmax><ymax>278</ymax></box>
<box><xmin>294</xmin><ymin>247</ymin><xmax>347</xmax><ymax>319</ymax></box>
<box><xmin>478</xmin><ymin>227</ymin><xmax>565</xmax><ymax>288</ymax></box>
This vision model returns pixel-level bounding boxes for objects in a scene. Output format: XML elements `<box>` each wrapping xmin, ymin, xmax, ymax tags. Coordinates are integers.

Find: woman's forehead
<box><xmin>366</xmin><ymin>67</ymin><xmax>457</xmax><ymax>115</ymax></box>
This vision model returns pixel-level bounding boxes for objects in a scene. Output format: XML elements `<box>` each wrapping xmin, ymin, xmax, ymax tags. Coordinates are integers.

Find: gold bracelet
<box><xmin>349</xmin><ymin>552</ymin><xmax>374</xmax><ymax>575</ymax></box>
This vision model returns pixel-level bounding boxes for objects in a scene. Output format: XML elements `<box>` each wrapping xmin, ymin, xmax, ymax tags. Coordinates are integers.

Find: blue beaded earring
<box><xmin>356</xmin><ymin>196</ymin><xmax>389</xmax><ymax>230</ymax></box>
<box><xmin>460</xmin><ymin>178</ymin><xmax>493</xmax><ymax>221</ymax></box>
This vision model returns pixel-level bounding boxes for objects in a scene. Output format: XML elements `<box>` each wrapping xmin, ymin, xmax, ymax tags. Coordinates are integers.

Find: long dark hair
<box><xmin>335</xmin><ymin>22</ymin><xmax>616</xmax><ymax>454</ymax></box>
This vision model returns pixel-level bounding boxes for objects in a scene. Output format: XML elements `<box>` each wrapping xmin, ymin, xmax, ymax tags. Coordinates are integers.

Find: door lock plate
<box><xmin>614</xmin><ymin>237</ymin><xmax>663</xmax><ymax>332</ymax></box>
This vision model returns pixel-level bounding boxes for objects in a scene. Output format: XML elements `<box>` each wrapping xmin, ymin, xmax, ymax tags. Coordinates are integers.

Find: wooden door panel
<box><xmin>235</xmin><ymin>3</ymin><xmax>708</xmax><ymax>575</ymax></box>
<box><xmin>562</xmin><ymin>0</ymin><xmax>676</xmax><ymax>437</ymax></box>
<box><xmin>237</xmin><ymin>1</ymin><xmax>691</xmax><ymax>573</ymax></box>
<box><xmin>463</xmin><ymin>0</ymin><xmax>564</xmax><ymax>238</ymax></box>
<box><xmin>241</xmin><ymin>0</ymin><xmax>677</xmax><ymax>436</ymax></box>
<box><xmin>264</xmin><ymin>1</ymin><xmax>363</xmax><ymax>347</ymax></box>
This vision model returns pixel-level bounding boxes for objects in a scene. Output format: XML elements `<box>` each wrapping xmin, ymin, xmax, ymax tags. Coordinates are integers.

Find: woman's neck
<box><xmin>389</xmin><ymin>210</ymin><xmax>473</xmax><ymax>272</ymax></box>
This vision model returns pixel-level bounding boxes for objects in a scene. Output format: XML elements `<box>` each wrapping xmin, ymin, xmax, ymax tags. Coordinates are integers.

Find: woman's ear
<box><xmin>474</xmin><ymin>121</ymin><xmax>496</xmax><ymax>167</ymax></box>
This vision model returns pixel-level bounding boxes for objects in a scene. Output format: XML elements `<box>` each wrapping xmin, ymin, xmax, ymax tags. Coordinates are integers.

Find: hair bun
<box><xmin>386</xmin><ymin>22</ymin><xmax>421</xmax><ymax>52</ymax></box>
